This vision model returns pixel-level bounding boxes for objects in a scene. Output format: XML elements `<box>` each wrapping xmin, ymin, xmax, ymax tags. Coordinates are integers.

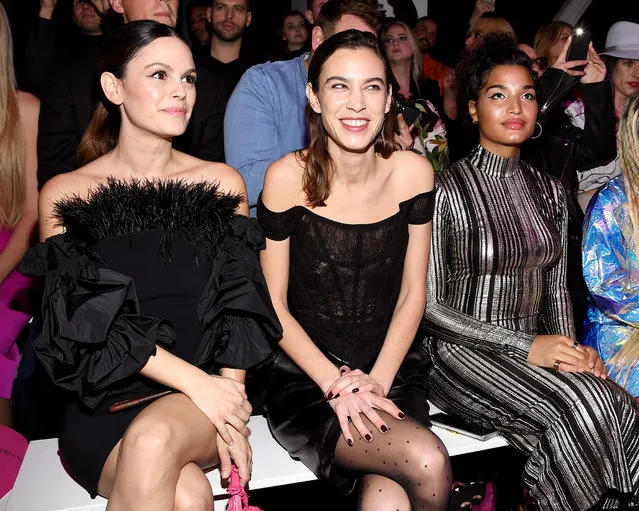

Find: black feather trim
<box><xmin>53</xmin><ymin>178</ymin><xmax>242</xmax><ymax>260</ymax></box>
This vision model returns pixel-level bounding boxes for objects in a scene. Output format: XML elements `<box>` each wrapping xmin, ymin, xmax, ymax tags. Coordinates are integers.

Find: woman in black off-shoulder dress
<box><xmin>259</xmin><ymin>30</ymin><xmax>451</xmax><ymax>510</ymax></box>
<box><xmin>18</xmin><ymin>22</ymin><xmax>281</xmax><ymax>510</ymax></box>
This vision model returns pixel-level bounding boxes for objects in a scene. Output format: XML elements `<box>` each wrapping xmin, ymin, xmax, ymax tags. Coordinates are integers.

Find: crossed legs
<box><xmin>335</xmin><ymin>411</ymin><xmax>452</xmax><ymax>511</ymax></box>
<box><xmin>97</xmin><ymin>393</ymin><xmax>221</xmax><ymax>511</ymax></box>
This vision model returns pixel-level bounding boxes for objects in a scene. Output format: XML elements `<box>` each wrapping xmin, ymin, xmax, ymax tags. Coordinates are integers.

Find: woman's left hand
<box><xmin>324</xmin><ymin>367</ymin><xmax>386</xmax><ymax>400</ymax></box>
<box><xmin>584</xmin><ymin>346</ymin><xmax>607</xmax><ymax>379</ymax></box>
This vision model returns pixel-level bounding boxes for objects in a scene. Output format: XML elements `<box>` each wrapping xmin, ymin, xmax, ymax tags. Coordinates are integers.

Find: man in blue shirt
<box><xmin>225</xmin><ymin>0</ymin><xmax>397</xmax><ymax>211</ymax></box>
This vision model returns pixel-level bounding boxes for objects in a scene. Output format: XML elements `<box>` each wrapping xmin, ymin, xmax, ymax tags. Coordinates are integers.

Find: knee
<box><xmin>173</xmin><ymin>479</ymin><xmax>214</xmax><ymax>511</ymax></box>
<box><xmin>403</xmin><ymin>441</ymin><xmax>451</xmax><ymax>484</ymax></box>
<box><xmin>120</xmin><ymin>416</ymin><xmax>179</xmax><ymax>462</ymax></box>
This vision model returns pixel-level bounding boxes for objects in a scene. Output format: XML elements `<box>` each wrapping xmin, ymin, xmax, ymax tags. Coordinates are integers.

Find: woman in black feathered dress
<box><xmin>18</xmin><ymin>21</ymin><xmax>281</xmax><ymax>510</ymax></box>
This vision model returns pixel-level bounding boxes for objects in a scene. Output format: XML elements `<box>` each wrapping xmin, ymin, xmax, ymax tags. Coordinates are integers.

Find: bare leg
<box><xmin>335</xmin><ymin>411</ymin><xmax>452</xmax><ymax>511</ymax></box>
<box><xmin>172</xmin><ymin>463</ymin><xmax>214</xmax><ymax>511</ymax></box>
<box><xmin>97</xmin><ymin>393</ymin><xmax>221</xmax><ymax>511</ymax></box>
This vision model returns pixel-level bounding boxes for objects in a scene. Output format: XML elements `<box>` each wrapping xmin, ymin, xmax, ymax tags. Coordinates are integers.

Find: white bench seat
<box><xmin>5</xmin><ymin>408</ymin><xmax>508</xmax><ymax>511</ymax></box>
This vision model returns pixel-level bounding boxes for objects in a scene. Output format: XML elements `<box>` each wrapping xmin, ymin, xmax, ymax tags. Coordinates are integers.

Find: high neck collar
<box><xmin>470</xmin><ymin>145</ymin><xmax>521</xmax><ymax>178</ymax></box>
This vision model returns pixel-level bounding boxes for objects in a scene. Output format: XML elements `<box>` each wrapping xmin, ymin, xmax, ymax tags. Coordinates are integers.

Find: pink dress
<box><xmin>0</xmin><ymin>228</ymin><xmax>32</xmax><ymax>399</ymax></box>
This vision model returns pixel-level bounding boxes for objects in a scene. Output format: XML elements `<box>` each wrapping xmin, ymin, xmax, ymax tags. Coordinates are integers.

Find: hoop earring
<box><xmin>472</xmin><ymin>119</ymin><xmax>478</xmax><ymax>125</ymax></box>
<box><xmin>531</xmin><ymin>121</ymin><xmax>543</xmax><ymax>140</ymax></box>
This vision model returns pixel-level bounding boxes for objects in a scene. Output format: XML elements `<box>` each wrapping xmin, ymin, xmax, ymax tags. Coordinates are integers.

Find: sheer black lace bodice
<box><xmin>258</xmin><ymin>191</ymin><xmax>434</xmax><ymax>370</ymax></box>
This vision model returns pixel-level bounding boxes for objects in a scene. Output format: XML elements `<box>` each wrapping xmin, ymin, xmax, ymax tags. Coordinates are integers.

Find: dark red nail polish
<box><xmin>352</xmin><ymin>388</ymin><xmax>359</xmax><ymax>393</ymax></box>
<box><xmin>381</xmin><ymin>425</ymin><xmax>388</xmax><ymax>433</ymax></box>
<box><xmin>347</xmin><ymin>439</ymin><xmax>354</xmax><ymax>447</ymax></box>
<box><xmin>334</xmin><ymin>393</ymin><xmax>340</xmax><ymax>399</ymax></box>
<box><xmin>398</xmin><ymin>412</ymin><xmax>406</xmax><ymax>419</ymax></box>
<box><xmin>365</xmin><ymin>434</ymin><xmax>372</xmax><ymax>442</ymax></box>
<box><xmin>327</xmin><ymin>392</ymin><xmax>333</xmax><ymax>400</ymax></box>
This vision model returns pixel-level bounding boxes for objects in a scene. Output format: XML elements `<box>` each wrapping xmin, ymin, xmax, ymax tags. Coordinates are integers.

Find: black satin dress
<box><xmin>19</xmin><ymin>179</ymin><xmax>282</xmax><ymax>497</ymax></box>
<box><xmin>257</xmin><ymin>191</ymin><xmax>435</xmax><ymax>494</ymax></box>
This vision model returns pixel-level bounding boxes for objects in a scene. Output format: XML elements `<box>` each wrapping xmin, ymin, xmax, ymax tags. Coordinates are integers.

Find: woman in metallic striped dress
<box><xmin>421</xmin><ymin>36</ymin><xmax>639</xmax><ymax>511</ymax></box>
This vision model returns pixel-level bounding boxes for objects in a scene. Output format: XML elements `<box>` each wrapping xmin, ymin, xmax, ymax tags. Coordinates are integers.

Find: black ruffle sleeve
<box><xmin>19</xmin><ymin>234</ymin><xmax>175</xmax><ymax>410</ymax></box>
<box><xmin>195</xmin><ymin>216</ymin><xmax>283</xmax><ymax>369</ymax></box>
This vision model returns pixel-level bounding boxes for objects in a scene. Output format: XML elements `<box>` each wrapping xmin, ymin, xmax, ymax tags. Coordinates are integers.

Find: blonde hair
<box><xmin>0</xmin><ymin>3</ymin><xmax>25</xmax><ymax>229</ymax></box>
<box><xmin>608</xmin><ymin>94</ymin><xmax>639</xmax><ymax>382</ymax></box>
<box><xmin>533</xmin><ymin>21</ymin><xmax>572</xmax><ymax>68</ymax></box>
<box><xmin>382</xmin><ymin>20</ymin><xmax>423</xmax><ymax>91</ymax></box>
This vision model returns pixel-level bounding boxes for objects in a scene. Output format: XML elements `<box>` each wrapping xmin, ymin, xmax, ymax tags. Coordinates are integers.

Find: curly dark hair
<box><xmin>455</xmin><ymin>33</ymin><xmax>537</xmax><ymax>134</ymax></box>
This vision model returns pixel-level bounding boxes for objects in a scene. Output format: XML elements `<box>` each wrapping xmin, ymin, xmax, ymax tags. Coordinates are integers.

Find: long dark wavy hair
<box><xmin>300</xmin><ymin>29</ymin><xmax>397</xmax><ymax>207</ymax></box>
<box><xmin>78</xmin><ymin>21</ymin><xmax>182</xmax><ymax>166</ymax></box>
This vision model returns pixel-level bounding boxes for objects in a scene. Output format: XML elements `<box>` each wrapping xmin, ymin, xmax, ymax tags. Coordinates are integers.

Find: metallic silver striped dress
<box><xmin>421</xmin><ymin>145</ymin><xmax>639</xmax><ymax>510</ymax></box>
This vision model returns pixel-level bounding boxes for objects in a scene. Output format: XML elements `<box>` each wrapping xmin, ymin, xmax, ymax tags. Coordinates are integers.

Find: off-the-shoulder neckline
<box><xmin>258</xmin><ymin>190</ymin><xmax>434</xmax><ymax>229</ymax></box>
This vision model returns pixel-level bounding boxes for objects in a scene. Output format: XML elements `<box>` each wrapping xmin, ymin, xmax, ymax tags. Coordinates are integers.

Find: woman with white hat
<box><xmin>576</xmin><ymin>21</ymin><xmax>639</xmax><ymax>212</ymax></box>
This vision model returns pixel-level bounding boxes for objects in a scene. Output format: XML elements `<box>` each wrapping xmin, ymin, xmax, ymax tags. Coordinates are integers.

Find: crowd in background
<box><xmin>0</xmin><ymin>0</ymin><xmax>638</xmax><ymax>510</ymax></box>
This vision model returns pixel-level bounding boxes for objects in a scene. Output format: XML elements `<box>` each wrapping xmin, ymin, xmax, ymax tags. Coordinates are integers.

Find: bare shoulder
<box><xmin>39</xmin><ymin>171</ymin><xmax>94</xmax><ymax>210</ymax></box>
<box><xmin>262</xmin><ymin>151</ymin><xmax>304</xmax><ymax>211</ymax></box>
<box><xmin>175</xmin><ymin>151</ymin><xmax>247</xmax><ymax>198</ymax></box>
<box><xmin>387</xmin><ymin>151</ymin><xmax>434</xmax><ymax>199</ymax></box>
<box><xmin>16</xmin><ymin>90</ymin><xmax>39</xmax><ymax>122</ymax></box>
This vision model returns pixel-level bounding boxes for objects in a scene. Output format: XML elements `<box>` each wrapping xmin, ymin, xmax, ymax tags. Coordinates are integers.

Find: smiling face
<box><xmin>105</xmin><ymin>36</ymin><xmax>197</xmax><ymax>139</ymax></box>
<box><xmin>307</xmin><ymin>47</ymin><xmax>391</xmax><ymax>154</ymax></box>
<box><xmin>383</xmin><ymin>24</ymin><xmax>413</xmax><ymax>64</ymax></box>
<box><xmin>469</xmin><ymin>64</ymin><xmax>537</xmax><ymax>156</ymax></box>
<box><xmin>114</xmin><ymin>0</ymin><xmax>179</xmax><ymax>27</ymax></box>
<box><xmin>209</xmin><ymin>0</ymin><xmax>251</xmax><ymax>42</ymax></box>
<box><xmin>282</xmin><ymin>14</ymin><xmax>308</xmax><ymax>49</ymax></box>
<box><xmin>612</xmin><ymin>58</ymin><xmax>639</xmax><ymax>101</ymax></box>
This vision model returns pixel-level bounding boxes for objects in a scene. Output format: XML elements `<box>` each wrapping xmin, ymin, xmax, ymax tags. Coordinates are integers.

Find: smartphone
<box><xmin>566</xmin><ymin>27</ymin><xmax>592</xmax><ymax>72</ymax></box>
<box><xmin>396</xmin><ymin>101</ymin><xmax>421</xmax><ymax>128</ymax></box>
<box><xmin>429</xmin><ymin>413</ymin><xmax>500</xmax><ymax>441</ymax></box>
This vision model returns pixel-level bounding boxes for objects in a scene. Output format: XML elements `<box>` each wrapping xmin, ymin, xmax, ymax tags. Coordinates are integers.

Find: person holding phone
<box><xmin>381</xmin><ymin>19</ymin><xmax>450</xmax><ymax>172</ymax></box>
<box><xmin>259</xmin><ymin>29</ymin><xmax>452</xmax><ymax>511</ymax></box>
<box><xmin>575</xmin><ymin>21</ymin><xmax>639</xmax><ymax>212</ymax></box>
<box><xmin>421</xmin><ymin>34</ymin><xmax>639</xmax><ymax>511</ymax></box>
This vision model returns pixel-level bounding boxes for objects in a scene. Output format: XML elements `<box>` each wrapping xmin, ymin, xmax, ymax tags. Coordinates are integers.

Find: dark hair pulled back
<box><xmin>301</xmin><ymin>29</ymin><xmax>396</xmax><ymax>207</ymax></box>
<box><xmin>78</xmin><ymin>20</ymin><xmax>180</xmax><ymax>166</ymax></box>
<box><xmin>455</xmin><ymin>33</ymin><xmax>537</xmax><ymax>135</ymax></box>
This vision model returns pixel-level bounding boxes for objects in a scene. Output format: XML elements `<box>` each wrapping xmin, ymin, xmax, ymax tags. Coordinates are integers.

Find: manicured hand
<box><xmin>328</xmin><ymin>391</ymin><xmax>404</xmax><ymax>446</ymax></box>
<box><xmin>325</xmin><ymin>368</ymin><xmax>385</xmax><ymax>400</ymax></box>
<box><xmin>528</xmin><ymin>334</ymin><xmax>591</xmax><ymax>372</ymax></box>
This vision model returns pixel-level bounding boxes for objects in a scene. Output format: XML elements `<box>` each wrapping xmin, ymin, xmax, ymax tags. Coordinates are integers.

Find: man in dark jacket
<box><xmin>36</xmin><ymin>0</ymin><xmax>227</xmax><ymax>188</ymax></box>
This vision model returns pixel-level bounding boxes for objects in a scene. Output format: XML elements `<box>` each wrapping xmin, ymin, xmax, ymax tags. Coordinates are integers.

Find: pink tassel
<box><xmin>226</xmin><ymin>465</ymin><xmax>262</xmax><ymax>511</ymax></box>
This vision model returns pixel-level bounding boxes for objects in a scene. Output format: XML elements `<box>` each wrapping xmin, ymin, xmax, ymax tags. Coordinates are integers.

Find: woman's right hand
<box><xmin>328</xmin><ymin>391</ymin><xmax>405</xmax><ymax>446</ymax></box>
<box><xmin>551</xmin><ymin>37</ymin><xmax>588</xmax><ymax>78</ymax></box>
<box><xmin>185</xmin><ymin>374</ymin><xmax>252</xmax><ymax>445</ymax></box>
<box><xmin>528</xmin><ymin>334</ymin><xmax>590</xmax><ymax>372</ymax></box>
<box><xmin>216</xmin><ymin>425</ymin><xmax>253</xmax><ymax>487</ymax></box>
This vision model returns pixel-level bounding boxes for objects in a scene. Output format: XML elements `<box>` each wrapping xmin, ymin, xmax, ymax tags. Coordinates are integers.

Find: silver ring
<box><xmin>553</xmin><ymin>359</ymin><xmax>561</xmax><ymax>371</ymax></box>
<box><xmin>572</xmin><ymin>341</ymin><xmax>579</xmax><ymax>349</ymax></box>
